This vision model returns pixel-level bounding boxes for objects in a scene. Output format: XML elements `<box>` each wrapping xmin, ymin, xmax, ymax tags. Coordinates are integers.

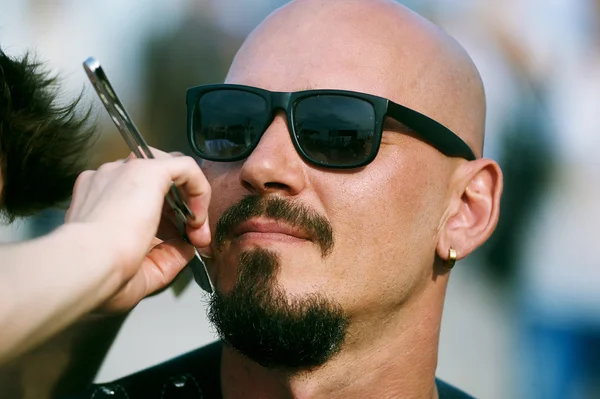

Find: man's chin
<box><xmin>209</xmin><ymin>288</ymin><xmax>349</xmax><ymax>371</ymax></box>
<box><xmin>207</xmin><ymin>248</ymin><xmax>349</xmax><ymax>371</ymax></box>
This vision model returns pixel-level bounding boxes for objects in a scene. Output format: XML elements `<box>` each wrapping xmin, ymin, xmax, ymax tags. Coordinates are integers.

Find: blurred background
<box><xmin>1</xmin><ymin>0</ymin><xmax>599</xmax><ymax>398</ymax></box>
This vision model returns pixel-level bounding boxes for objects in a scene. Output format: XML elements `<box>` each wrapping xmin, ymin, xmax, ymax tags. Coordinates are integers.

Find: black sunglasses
<box><xmin>186</xmin><ymin>84</ymin><xmax>476</xmax><ymax>169</ymax></box>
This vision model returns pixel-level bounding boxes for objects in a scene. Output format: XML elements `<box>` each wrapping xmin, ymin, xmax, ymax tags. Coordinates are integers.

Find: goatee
<box><xmin>208</xmin><ymin>248</ymin><xmax>348</xmax><ymax>371</ymax></box>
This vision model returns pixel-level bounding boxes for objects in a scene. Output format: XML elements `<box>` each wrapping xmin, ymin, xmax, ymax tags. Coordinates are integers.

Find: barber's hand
<box><xmin>65</xmin><ymin>150</ymin><xmax>211</xmax><ymax>313</ymax></box>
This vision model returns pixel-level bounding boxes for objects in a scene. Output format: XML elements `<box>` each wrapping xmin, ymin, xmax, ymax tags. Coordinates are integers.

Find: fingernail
<box><xmin>198</xmin><ymin>246</ymin><xmax>213</xmax><ymax>259</ymax></box>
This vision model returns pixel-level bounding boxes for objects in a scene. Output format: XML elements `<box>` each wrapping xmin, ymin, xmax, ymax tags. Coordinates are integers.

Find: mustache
<box><xmin>214</xmin><ymin>195</ymin><xmax>334</xmax><ymax>256</ymax></box>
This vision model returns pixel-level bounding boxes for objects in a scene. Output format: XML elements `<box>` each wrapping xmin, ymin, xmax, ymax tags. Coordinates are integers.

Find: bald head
<box><xmin>226</xmin><ymin>0</ymin><xmax>486</xmax><ymax>156</ymax></box>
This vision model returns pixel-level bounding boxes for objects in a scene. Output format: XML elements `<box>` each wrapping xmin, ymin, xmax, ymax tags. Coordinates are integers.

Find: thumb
<box><xmin>99</xmin><ymin>238</ymin><xmax>196</xmax><ymax>313</ymax></box>
<box><xmin>143</xmin><ymin>238</ymin><xmax>196</xmax><ymax>295</ymax></box>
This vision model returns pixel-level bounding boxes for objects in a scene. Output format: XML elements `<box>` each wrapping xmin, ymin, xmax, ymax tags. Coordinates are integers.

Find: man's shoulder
<box><xmin>436</xmin><ymin>378</ymin><xmax>476</xmax><ymax>399</ymax></box>
<box><xmin>61</xmin><ymin>341</ymin><xmax>223</xmax><ymax>399</ymax></box>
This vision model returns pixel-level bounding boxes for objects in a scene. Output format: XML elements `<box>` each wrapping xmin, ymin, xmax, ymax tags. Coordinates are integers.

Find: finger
<box><xmin>148</xmin><ymin>236</ymin><xmax>163</xmax><ymax>251</ymax></box>
<box><xmin>125</xmin><ymin>152</ymin><xmax>138</xmax><ymax>162</ymax></box>
<box><xmin>197</xmin><ymin>245</ymin><xmax>213</xmax><ymax>259</ymax></box>
<box><xmin>186</xmin><ymin>214</ymin><xmax>211</xmax><ymax>249</ymax></box>
<box><xmin>159</xmin><ymin>156</ymin><xmax>211</xmax><ymax>228</ymax></box>
<box><xmin>149</xmin><ymin>147</ymin><xmax>170</xmax><ymax>159</ymax></box>
<box><xmin>98</xmin><ymin>238</ymin><xmax>195</xmax><ymax>313</ymax></box>
<box><xmin>142</xmin><ymin>238</ymin><xmax>196</xmax><ymax>295</ymax></box>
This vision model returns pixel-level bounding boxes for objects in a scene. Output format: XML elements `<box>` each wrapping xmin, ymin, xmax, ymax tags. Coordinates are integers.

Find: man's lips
<box><xmin>231</xmin><ymin>219</ymin><xmax>312</xmax><ymax>242</ymax></box>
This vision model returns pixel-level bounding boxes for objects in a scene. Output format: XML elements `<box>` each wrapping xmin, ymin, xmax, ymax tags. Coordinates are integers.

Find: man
<box><xmin>69</xmin><ymin>0</ymin><xmax>502</xmax><ymax>398</ymax></box>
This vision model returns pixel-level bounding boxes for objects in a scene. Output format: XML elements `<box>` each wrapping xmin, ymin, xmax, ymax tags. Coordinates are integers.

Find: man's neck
<box><xmin>220</xmin><ymin>283</ymin><xmax>446</xmax><ymax>399</ymax></box>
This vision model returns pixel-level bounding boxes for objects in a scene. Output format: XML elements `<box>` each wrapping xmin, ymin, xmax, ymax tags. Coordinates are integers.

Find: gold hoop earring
<box><xmin>444</xmin><ymin>248</ymin><xmax>457</xmax><ymax>269</ymax></box>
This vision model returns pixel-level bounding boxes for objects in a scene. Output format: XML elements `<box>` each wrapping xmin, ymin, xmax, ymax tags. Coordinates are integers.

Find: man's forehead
<box><xmin>226</xmin><ymin>51</ymin><xmax>395</xmax><ymax>100</ymax></box>
<box><xmin>225</xmin><ymin>26</ymin><xmax>429</xmax><ymax>106</ymax></box>
<box><xmin>224</xmin><ymin>0</ymin><xmax>449</xmax><ymax>103</ymax></box>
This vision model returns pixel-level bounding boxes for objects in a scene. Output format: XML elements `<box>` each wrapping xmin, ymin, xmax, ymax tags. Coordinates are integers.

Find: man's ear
<box><xmin>436</xmin><ymin>158</ymin><xmax>503</xmax><ymax>264</ymax></box>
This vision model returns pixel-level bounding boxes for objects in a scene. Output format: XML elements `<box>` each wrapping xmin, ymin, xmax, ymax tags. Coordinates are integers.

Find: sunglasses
<box><xmin>186</xmin><ymin>84</ymin><xmax>476</xmax><ymax>169</ymax></box>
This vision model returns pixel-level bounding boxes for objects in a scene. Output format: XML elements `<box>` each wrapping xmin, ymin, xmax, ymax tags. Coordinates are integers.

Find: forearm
<box><xmin>0</xmin><ymin>223</ymin><xmax>120</xmax><ymax>363</ymax></box>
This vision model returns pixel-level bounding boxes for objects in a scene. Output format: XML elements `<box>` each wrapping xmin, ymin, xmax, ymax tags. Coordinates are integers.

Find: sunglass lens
<box><xmin>192</xmin><ymin>90</ymin><xmax>268</xmax><ymax>159</ymax></box>
<box><xmin>293</xmin><ymin>95</ymin><xmax>375</xmax><ymax>166</ymax></box>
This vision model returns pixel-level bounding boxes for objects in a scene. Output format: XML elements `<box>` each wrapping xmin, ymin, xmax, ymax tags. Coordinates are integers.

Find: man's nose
<box><xmin>239</xmin><ymin>114</ymin><xmax>307</xmax><ymax>196</ymax></box>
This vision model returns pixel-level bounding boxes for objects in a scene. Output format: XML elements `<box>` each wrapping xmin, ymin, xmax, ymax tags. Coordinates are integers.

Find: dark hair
<box><xmin>0</xmin><ymin>47</ymin><xmax>97</xmax><ymax>223</ymax></box>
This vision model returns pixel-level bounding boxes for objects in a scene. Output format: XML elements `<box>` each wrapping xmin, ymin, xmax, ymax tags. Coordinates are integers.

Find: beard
<box><xmin>208</xmin><ymin>247</ymin><xmax>349</xmax><ymax>372</ymax></box>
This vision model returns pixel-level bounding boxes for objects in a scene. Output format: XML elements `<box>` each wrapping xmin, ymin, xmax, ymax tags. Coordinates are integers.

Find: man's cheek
<box><xmin>207</xmin><ymin>194</ymin><xmax>232</xmax><ymax>231</ymax></box>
